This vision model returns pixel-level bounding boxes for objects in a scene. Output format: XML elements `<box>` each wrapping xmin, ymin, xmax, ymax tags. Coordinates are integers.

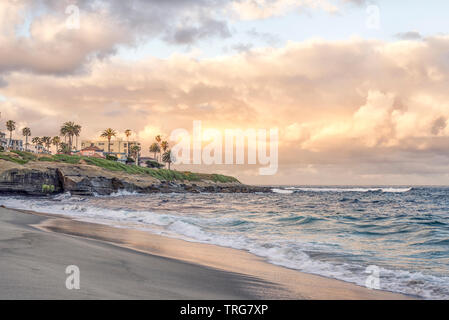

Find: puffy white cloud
<box><xmin>1</xmin><ymin>18</ymin><xmax>449</xmax><ymax>183</ymax></box>
<box><xmin>0</xmin><ymin>0</ymin><xmax>235</xmax><ymax>75</ymax></box>
<box><xmin>0</xmin><ymin>0</ymin><xmax>372</xmax><ymax>76</ymax></box>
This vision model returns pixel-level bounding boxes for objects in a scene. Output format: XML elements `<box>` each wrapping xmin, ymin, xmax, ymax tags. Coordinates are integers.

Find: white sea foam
<box><xmin>95</xmin><ymin>189</ymin><xmax>140</xmax><ymax>197</ymax></box>
<box><xmin>271</xmin><ymin>188</ymin><xmax>294</xmax><ymax>194</ymax></box>
<box><xmin>280</xmin><ymin>187</ymin><xmax>412</xmax><ymax>193</ymax></box>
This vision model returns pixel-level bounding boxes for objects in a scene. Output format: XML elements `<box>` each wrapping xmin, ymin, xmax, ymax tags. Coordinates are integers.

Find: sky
<box><xmin>1</xmin><ymin>0</ymin><xmax>449</xmax><ymax>185</ymax></box>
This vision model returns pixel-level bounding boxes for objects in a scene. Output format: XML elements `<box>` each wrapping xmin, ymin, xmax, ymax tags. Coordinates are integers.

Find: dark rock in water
<box><xmin>0</xmin><ymin>160</ymin><xmax>272</xmax><ymax>196</ymax></box>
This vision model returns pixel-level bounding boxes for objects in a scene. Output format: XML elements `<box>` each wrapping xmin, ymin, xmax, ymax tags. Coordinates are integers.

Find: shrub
<box><xmin>126</xmin><ymin>157</ymin><xmax>135</xmax><ymax>164</ymax></box>
<box><xmin>106</xmin><ymin>154</ymin><xmax>118</xmax><ymax>161</ymax></box>
<box><xmin>145</xmin><ymin>160</ymin><xmax>163</xmax><ymax>168</ymax></box>
<box><xmin>42</xmin><ymin>184</ymin><xmax>55</xmax><ymax>193</ymax></box>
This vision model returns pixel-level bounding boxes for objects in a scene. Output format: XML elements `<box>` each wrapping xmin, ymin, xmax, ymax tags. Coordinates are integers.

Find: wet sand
<box><xmin>0</xmin><ymin>206</ymin><xmax>411</xmax><ymax>299</ymax></box>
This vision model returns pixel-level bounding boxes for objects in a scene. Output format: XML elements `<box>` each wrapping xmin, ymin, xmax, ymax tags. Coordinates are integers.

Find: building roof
<box><xmin>91</xmin><ymin>153</ymin><xmax>106</xmax><ymax>158</ymax></box>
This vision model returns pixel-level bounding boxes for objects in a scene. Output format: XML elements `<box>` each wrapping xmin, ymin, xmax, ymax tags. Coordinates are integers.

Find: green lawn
<box><xmin>0</xmin><ymin>153</ymin><xmax>28</xmax><ymax>165</ymax></box>
<box><xmin>0</xmin><ymin>151</ymin><xmax>239</xmax><ymax>183</ymax></box>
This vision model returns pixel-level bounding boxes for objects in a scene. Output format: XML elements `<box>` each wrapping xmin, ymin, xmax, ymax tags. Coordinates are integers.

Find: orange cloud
<box><xmin>2</xmin><ymin>36</ymin><xmax>449</xmax><ymax>184</ymax></box>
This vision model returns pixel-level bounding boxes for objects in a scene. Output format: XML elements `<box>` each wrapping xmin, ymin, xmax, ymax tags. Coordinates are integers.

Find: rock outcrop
<box><xmin>0</xmin><ymin>160</ymin><xmax>271</xmax><ymax>196</ymax></box>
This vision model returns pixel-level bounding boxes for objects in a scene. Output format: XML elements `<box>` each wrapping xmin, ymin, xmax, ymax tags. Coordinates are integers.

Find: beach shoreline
<box><xmin>0</xmin><ymin>205</ymin><xmax>413</xmax><ymax>300</ymax></box>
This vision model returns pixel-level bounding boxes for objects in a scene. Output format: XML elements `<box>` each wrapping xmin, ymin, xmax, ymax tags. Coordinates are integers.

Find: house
<box><xmin>28</xmin><ymin>144</ymin><xmax>47</xmax><ymax>154</ymax></box>
<box><xmin>0</xmin><ymin>132</ymin><xmax>7</xmax><ymax>150</ymax></box>
<box><xmin>81</xmin><ymin>139</ymin><xmax>141</xmax><ymax>155</ymax></box>
<box><xmin>79</xmin><ymin>145</ymin><xmax>105</xmax><ymax>158</ymax></box>
<box><xmin>81</xmin><ymin>139</ymin><xmax>141</xmax><ymax>163</ymax></box>
<box><xmin>7</xmin><ymin>139</ymin><xmax>24</xmax><ymax>151</ymax></box>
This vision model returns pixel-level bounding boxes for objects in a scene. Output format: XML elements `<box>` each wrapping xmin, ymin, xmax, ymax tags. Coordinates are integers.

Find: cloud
<box><xmin>163</xmin><ymin>18</ymin><xmax>231</xmax><ymax>45</ymax></box>
<box><xmin>0</xmin><ymin>0</ymin><xmax>372</xmax><ymax>78</ymax></box>
<box><xmin>0</xmin><ymin>0</ymin><xmax>235</xmax><ymax>76</ymax></box>
<box><xmin>230</xmin><ymin>43</ymin><xmax>254</xmax><ymax>53</ymax></box>
<box><xmin>0</xmin><ymin>77</ymin><xmax>7</xmax><ymax>88</ymax></box>
<box><xmin>2</xmin><ymin>34</ymin><xmax>449</xmax><ymax>184</ymax></box>
<box><xmin>229</xmin><ymin>0</ymin><xmax>339</xmax><ymax>20</ymax></box>
<box><xmin>430</xmin><ymin>116</ymin><xmax>447</xmax><ymax>136</ymax></box>
<box><xmin>394</xmin><ymin>31</ymin><xmax>423</xmax><ymax>40</ymax></box>
<box><xmin>343</xmin><ymin>0</ymin><xmax>368</xmax><ymax>5</ymax></box>
<box><xmin>0</xmin><ymin>1</ymin><xmax>127</xmax><ymax>75</ymax></box>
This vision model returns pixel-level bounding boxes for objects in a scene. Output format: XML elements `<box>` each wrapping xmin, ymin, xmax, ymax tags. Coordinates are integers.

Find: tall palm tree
<box><xmin>22</xmin><ymin>127</ymin><xmax>31</xmax><ymax>151</ymax></box>
<box><xmin>101</xmin><ymin>128</ymin><xmax>117</xmax><ymax>153</ymax></box>
<box><xmin>161</xmin><ymin>141</ymin><xmax>169</xmax><ymax>153</ymax></box>
<box><xmin>149</xmin><ymin>142</ymin><xmax>160</xmax><ymax>159</ymax></box>
<box><xmin>51</xmin><ymin>136</ymin><xmax>61</xmax><ymax>154</ymax></box>
<box><xmin>125</xmin><ymin>129</ymin><xmax>132</xmax><ymax>157</ymax></box>
<box><xmin>6</xmin><ymin>120</ymin><xmax>16</xmax><ymax>148</ymax></box>
<box><xmin>162</xmin><ymin>150</ymin><xmax>173</xmax><ymax>170</ymax></box>
<box><xmin>160</xmin><ymin>141</ymin><xmax>169</xmax><ymax>164</ymax></box>
<box><xmin>130</xmin><ymin>145</ymin><xmax>141</xmax><ymax>165</ymax></box>
<box><xmin>60</xmin><ymin>125</ymin><xmax>69</xmax><ymax>146</ymax></box>
<box><xmin>73</xmin><ymin>124</ymin><xmax>81</xmax><ymax>151</ymax></box>
<box><xmin>60</xmin><ymin>122</ymin><xmax>81</xmax><ymax>152</ymax></box>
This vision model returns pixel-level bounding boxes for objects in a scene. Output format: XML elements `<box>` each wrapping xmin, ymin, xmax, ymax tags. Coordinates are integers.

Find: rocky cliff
<box><xmin>0</xmin><ymin>160</ymin><xmax>271</xmax><ymax>196</ymax></box>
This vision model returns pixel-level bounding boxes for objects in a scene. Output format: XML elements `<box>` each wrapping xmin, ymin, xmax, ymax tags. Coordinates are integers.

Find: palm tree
<box><xmin>125</xmin><ymin>129</ymin><xmax>132</xmax><ymax>157</ymax></box>
<box><xmin>73</xmin><ymin>124</ymin><xmax>81</xmax><ymax>151</ymax></box>
<box><xmin>31</xmin><ymin>137</ymin><xmax>41</xmax><ymax>153</ymax></box>
<box><xmin>161</xmin><ymin>141</ymin><xmax>169</xmax><ymax>152</ymax></box>
<box><xmin>149</xmin><ymin>142</ymin><xmax>160</xmax><ymax>159</ymax></box>
<box><xmin>162</xmin><ymin>150</ymin><xmax>174</xmax><ymax>170</ymax></box>
<box><xmin>160</xmin><ymin>141</ymin><xmax>169</xmax><ymax>164</ymax></box>
<box><xmin>60</xmin><ymin>125</ymin><xmax>69</xmax><ymax>146</ymax></box>
<box><xmin>6</xmin><ymin>120</ymin><xmax>16</xmax><ymax>148</ymax></box>
<box><xmin>60</xmin><ymin>122</ymin><xmax>81</xmax><ymax>152</ymax></box>
<box><xmin>52</xmin><ymin>136</ymin><xmax>61</xmax><ymax>154</ymax></box>
<box><xmin>58</xmin><ymin>142</ymin><xmax>70</xmax><ymax>154</ymax></box>
<box><xmin>22</xmin><ymin>127</ymin><xmax>31</xmax><ymax>151</ymax></box>
<box><xmin>41</xmin><ymin>136</ymin><xmax>51</xmax><ymax>153</ymax></box>
<box><xmin>130</xmin><ymin>145</ymin><xmax>141</xmax><ymax>165</ymax></box>
<box><xmin>155</xmin><ymin>135</ymin><xmax>162</xmax><ymax>161</ymax></box>
<box><xmin>32</xmin><ymin>137</ymin><xmax>44</xmax><ymax>153</ymax></box>
<box><xmin>101</xmin><ymin>128</ymin><xmax>117</xmax><ymax>153</ymax></box>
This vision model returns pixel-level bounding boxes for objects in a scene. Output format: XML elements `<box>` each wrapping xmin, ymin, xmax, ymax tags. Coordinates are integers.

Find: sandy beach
<box><xmin>0</xmin><ymin>206</ymin><xmax>411</xmax><ymax>300</ymax></box>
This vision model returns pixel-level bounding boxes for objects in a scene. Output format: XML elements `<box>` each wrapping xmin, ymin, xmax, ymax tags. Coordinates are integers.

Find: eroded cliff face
<box><xmin>0</xmin><ymin>160</ymin><xmax>271</xmax><ymax>196</ymax></box>
<box><xmin>0</xmin><ymin>163</ymin><xmax>63</xmax><ymax>195</ymax></box>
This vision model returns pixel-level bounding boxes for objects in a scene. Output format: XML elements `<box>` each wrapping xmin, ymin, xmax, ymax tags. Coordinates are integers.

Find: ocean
<box><xmin>1</xmin><ymin>186</ymin><xmax>449</xmax><ymax>299</ymax></box>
